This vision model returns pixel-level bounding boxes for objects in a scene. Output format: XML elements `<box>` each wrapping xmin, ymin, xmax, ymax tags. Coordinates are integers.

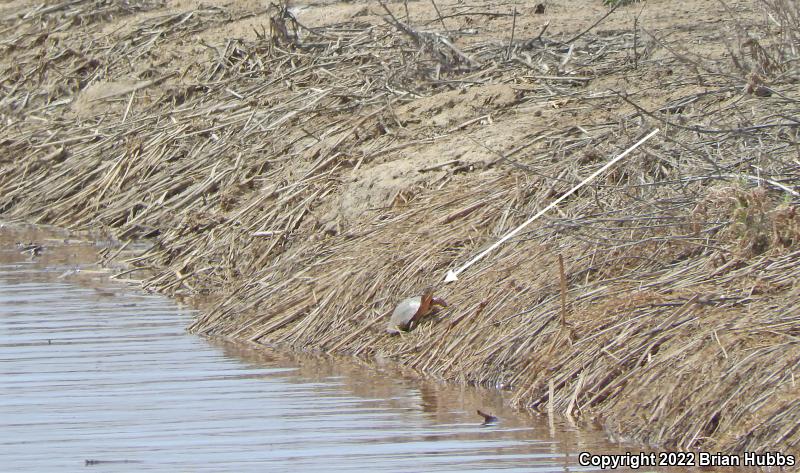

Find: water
<box><xmin>0</xmin><ymin>225</ymin><xmax>622</xmax><ymax>472</ymax></box>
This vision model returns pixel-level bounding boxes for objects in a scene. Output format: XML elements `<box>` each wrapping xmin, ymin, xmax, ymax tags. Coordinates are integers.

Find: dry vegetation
<box><xmin>1</xmin><ymin>0</ymin><xmax>799</xmax><ymax>453</ymax></box>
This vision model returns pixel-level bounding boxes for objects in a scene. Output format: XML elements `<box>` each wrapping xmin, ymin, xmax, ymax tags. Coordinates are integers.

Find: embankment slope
<box><xmin>1</xmin><ymin>0</ymin><xmax>799</xmax><ymax>453</ymax></box>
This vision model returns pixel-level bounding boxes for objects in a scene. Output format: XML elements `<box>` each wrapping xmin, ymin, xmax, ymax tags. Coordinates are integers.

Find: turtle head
<box><xmin>431</xmin><ymin>296</ymin><xmax>448</xmax><ymax>308</ymax></box>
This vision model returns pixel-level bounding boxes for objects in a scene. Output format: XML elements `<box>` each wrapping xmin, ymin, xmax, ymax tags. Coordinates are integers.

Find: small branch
<box><xmin>563</xmin><ymin>2</ymin><xmax>622</xmax><ymax>45</ymax></box>
<box><xmin>507</xmin><ymin>7</ymin><xmax>517</xmax><ymax>60</ymax></box>
<box><xmin>558</xmin><ymin>254</ymin><xmax>568</xmax><ymax>328</ymax></box>
<box><xmin>429</xmin><ymin>0</ymin><xmax>448</xmax><ymax>33</ymax></box>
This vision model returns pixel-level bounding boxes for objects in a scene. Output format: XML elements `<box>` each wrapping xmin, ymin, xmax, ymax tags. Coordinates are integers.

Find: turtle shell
<box><xmin>387</xmin><ymin>296</ymin><xmax>422</xmax><ymax>333</ymax></box>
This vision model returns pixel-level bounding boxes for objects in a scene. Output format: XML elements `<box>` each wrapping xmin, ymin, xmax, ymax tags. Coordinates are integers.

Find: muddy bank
<box><xmin>1</xmin><ymin>0</ymin><xmax>799</xmax><ymax>454</ymax></box>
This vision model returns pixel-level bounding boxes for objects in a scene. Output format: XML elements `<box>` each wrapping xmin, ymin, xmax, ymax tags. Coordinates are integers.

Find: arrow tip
<box><xmin>444</xmin><ymin>270</ymin><xmax>458</xmax><ymax>283</ymax></box>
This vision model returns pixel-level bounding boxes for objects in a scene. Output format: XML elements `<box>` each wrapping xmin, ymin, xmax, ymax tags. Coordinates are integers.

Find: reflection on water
<box><xmin>0</xmin><ymin>224</ymin><xmax>622</xmax><ymax>472</ymax></box>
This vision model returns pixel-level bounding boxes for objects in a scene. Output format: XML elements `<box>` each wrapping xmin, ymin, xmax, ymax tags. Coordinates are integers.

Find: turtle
<box><xmin>386</xmin><ymin>286</ymin><xmax>448</xmax><ymax>334</ymax></box>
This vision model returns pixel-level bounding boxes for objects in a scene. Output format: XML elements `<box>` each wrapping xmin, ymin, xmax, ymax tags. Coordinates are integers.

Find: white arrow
<box><xmin>444</xmin><ymin>128</ymin><xmax>660</xmax><ymax>283</ymax></box>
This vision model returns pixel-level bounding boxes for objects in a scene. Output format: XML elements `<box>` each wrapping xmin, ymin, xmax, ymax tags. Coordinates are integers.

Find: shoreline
<box><xmin>2</xmin><ymin>0</ymin><xmax>799</xmax><ymax>455</ymax></box>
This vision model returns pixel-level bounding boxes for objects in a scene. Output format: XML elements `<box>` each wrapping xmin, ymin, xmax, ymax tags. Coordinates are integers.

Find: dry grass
<box><xmin>1</xmin><ymin>0</ymin><xmax>799</xmax><ymax>453</ymax></box>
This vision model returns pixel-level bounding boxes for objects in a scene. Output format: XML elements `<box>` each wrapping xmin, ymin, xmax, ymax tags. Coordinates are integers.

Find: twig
<box><xmin>122</xmin><ymin>91</ymin><xmax>135</xmax><ymax>124</ymax></box>
<box><xmin>563</xmin><ymin>2</ymin><xmax>622</xmax><ymax>45</ymax></box>
<box><xmin>558</xmin><ymin>254</ymin><xmax>568</xmax><ymax>328</ymax></box>
<box><xmin>429</xmin><ymin>0</ymin><xmax>448</xmax><ymax>33</ymax></box>
<box><xmin>507</xmin><ymin>7</ymin><xmax>517</xmax><ymax>60</ymax></box>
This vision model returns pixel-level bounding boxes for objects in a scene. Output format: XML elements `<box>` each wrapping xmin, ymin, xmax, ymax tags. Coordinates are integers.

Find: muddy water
<box><xmin>1</xmin><ymin>225</ymin><xmax>623</xmax><ymax>472</ymax></box>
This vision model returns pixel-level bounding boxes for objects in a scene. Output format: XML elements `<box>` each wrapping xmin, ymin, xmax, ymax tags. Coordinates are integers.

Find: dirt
<box><xmin>71</xmin><ymin>80</ymin><xmax>138</xmax><ymax>118</ymax></box>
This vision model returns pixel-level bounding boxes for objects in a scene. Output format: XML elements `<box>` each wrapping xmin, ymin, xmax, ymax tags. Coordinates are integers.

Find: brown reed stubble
<box><xmin>1</xmin><ymin>0</ymin><xmax>799</xmax><ymax>454</ymax></box>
